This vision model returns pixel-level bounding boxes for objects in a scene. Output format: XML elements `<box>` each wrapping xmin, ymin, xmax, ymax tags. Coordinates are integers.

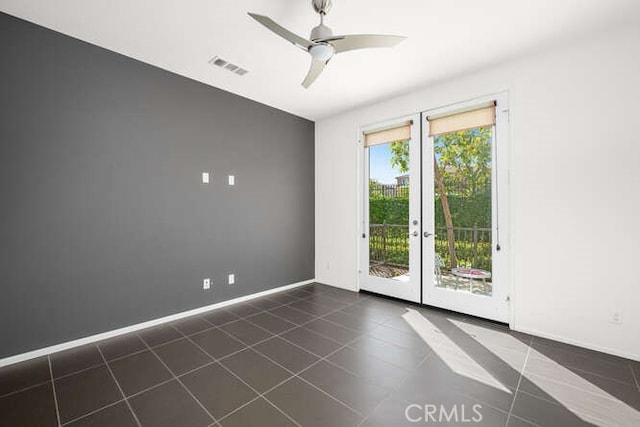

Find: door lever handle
<box><xmin>423</xmin><ymin>232</ymin><xmax>433</xmax><ymax>238</ymax></box>
<box><xmin>409</xmin><ymin>231</ymin><xmax>419</xmax><ymax>237</ymax></box>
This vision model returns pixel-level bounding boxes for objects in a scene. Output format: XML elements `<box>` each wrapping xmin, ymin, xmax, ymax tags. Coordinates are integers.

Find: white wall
<box><xmin>315</xmin><ymin>25</ymin><xmax>640</xmax><ymax>360</ymax></box>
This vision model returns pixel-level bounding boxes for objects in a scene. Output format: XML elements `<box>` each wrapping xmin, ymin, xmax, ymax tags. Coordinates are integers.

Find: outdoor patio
<box><xmin>368</xmin><ymin>264</ymin><xmax>493</xmax><ymax>296</ymax></box>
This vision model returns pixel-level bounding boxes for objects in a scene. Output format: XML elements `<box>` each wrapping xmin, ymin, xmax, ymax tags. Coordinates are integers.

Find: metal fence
<box><xmin>369</xmin><ymin>223</ymin><xmax>492</xmax><ymax>270</ymax></box>
<box><xmin>370</xmin><ymin>184</ymin><xmax>409</xmax><ymax>198</ymax></box>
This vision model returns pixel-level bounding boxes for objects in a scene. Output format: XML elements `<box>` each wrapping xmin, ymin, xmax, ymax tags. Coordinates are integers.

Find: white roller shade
<box><xmin>428</xmin><ymin>105</ymin><xmax>496</xmax><ymax>137</ymax></box>
<box><xmin>364</xmin><ymin>121</ymin><xmax>412</xmax><ymax>147</ymax></box>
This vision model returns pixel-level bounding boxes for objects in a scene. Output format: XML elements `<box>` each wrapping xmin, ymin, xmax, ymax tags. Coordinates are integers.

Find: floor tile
<box><xmin>631</xmin><ymin>362</ymin><xmax>640</xmax><ymax>390</ymax></box>
<box><xmin>523</xmin><ymin>355</ymin><xmax>640</xmax><ymax>409</ymax></box>
<box><xmin>340</xmin><ymin>303</ymin><xmax>397</xmax><ymax>323</ymax></box>
<box><xmin>50</xmin><ymin>344</ymin><xmax>104</xmax><ymax>378</ymax></box>
<box><xmin>173</xmin><ymin>316</ymin><xmax>213</xmax><ymax>336</ymax></box>
<box><xmin>517</xmin><ymin>374</ymin><xmax>640</xmax><ymax>425</ymax></box>
<box><xmin>201</xmin><ymin>309</ymin><xmax>241</xmax><ymax>326</ymax></box>
<box><xmin>265</xmin><ymin>293</ymin><xmax>301</xmax><ymax>305</ymax></box>
<box><xmin>301</xmin><ymin>360</ymin><xmax>389</xmax><ymax>415</ymax></box>
<box><xmin>247</xmin><ymin>297</ymin><xmax>282</xmax><ymax>311</ymax></box>
<box><xmin>254</xmin><ymin>337</ymin><xmax>319</xmax><ymax>374</ymax></box>
<box><xmin>138</xmin><ymin>324</ymin><xmax>183</xmax><ymax>347</ymax></box>
<box><xmin>245</xmin><ymin>311</ymin><xmax>296</xmax><ymax>334</ymax></box>
<box><xmin>303</xmin><ymin>294</ymin><xmax>350</xmax><ymax>310</ymax></box>
<box><xmin>220</xmin><ymin>348</ymin><xmax>291</xmax><ymax>393</ymax></box>
<box><xmin>55</xmin><ymin>365</ymin><xmax>122</xmax><ymax>423</ymax></box>
<box><xmin>397</xmin><ymin>355</ymin><xmax>515</xmax><ymax>412</ymax></box>
<box><xmin>181</xmin><ymin>363</ymin><xmax>257</xmax><ymax>420</ymax></box>
<box><xmin>506</xmin><ymin>414</ymin><xmax>539</xmax><ymax>426</ymax></box>
<box><xmin>108</xmin><ymin>350</ymin><xmax>172</xmax><ymax>396</ymax></box>
<box><xmin>266</xmin><ymin>377</ymin><xmax>362</xmax><ymax>426</ymax></box>
<box><xmin>288</xmin><ymin>300</ymin><xmax>336</xmax><ymax>316</ymax></box>
<box><xmin>226</xmin><ymin>303</ymin><xmax>263</xmax><ymax>318</ymax></box>
<box><xmin>154</xmin><ymin>338</ymin><xmax>212</xmax><ymax>375</ymax></box>
<box><xmin>0</xmin><ymin>356</ymin><xmax>51</xmax><ymax>397</ymax></box>
<box><xmin>0</xmin><ymin>382</ymin><xmax>57</xmax><ymax>427</ymax></box>
<box><xmin>66</xmin><ymin>401</ymin><xmax>137</xmax><ymax>427</ymax></box>
<box><xmin>219</xmin><ymin>319</ymin><xmax>272</xmax><ymax>346</ymax></box>
<box><xmin>219</xmin><ymin>397</ymin><xmax>296</xmax><ymax>427</ymax></box>
<box><xmin>361</xmin><ymin>396</ymin><xmax>417</xmax><ymax>427</ymax></box>
<box><xmin>284</xmin><ymin>288</ymin><xmax>314</xmax><ymax>299</ymax></box>
<box><xmin>367</xmin><ymin>324</ymin><xmax>430</xmax><ymax>352</ymax></box>
<box><xmin>268</xmin><ymin>305</ymin><xmax>317</xmax><ymax>325</ymax></box>
<box><xmin>510</xmin><ymin>391</ymin><xmax>593</xmax><ymax>426</ymax></box>
<box><xmin>350</xmin><ymin>335</ymin><xmax>426</xmax><ymax>371</ymax></box>
<box><xmin>98</xmin><ymin>334</ymin><xmax>146</xmax><ymax>361</ymax></box>
<box><xmin>129</xmin><ymin>380</ymin><xmax>212</xmax><ymax>427</ymax></box>
<box><xmin>190</xmin><ymin>328</ymin><xmax>246</xmax><ymax>359</ymax></box>
<box><xmin>280</xmin><ymin>327</ymin><xmax>343</xmax><ymax>357</ymax></box>
<box><xmin>323</xmin><ymin>310</ymin><xmax>382</xmax><ymax>332</ymax></box>
<box><xmin>303</xmin><ymin>318</ymin><xmax>362</xmax><ymax>344</ymax></box>
<box><xmin>529</xmin><ymin>340</ymin><xmax>635</xmax><ymax>384</ymax></box>
<box><xmin>394</xmin><ymin>378</ymin><xmax>509</xmax><ymax>426</ymax></box>
<box><xmin>327</xmin><ymin>346</ymin><xmax>410</xmax><ymax>390</ymax></box>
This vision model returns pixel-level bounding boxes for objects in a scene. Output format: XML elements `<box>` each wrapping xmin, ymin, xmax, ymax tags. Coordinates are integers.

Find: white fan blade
<box><xmin>327</xmin><ymin>34</ymin><xmax>406</xmax><ymax>54</ymax></box>
<box><xmin>248</xmin><ymin>13</ymin><xmax>313</xmax><ymax>50</ymax></box>
<box><xmin>302</xmin><ymin>59</ymin><xmax>326</xmax><ymax>88</ymax></box>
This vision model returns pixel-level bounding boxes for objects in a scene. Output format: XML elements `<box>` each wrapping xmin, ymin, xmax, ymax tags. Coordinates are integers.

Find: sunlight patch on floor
<box><xmin>402</xmin><ymin>308</ymin><xmax>511</xmax><ymax>393</ymax></box>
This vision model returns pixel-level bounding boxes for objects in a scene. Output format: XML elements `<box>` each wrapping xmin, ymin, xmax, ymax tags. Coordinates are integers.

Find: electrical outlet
<box><xmin>610</xmin><ymin>311</ymin><xmax>623</xmax><ymax>325</ymax></box>
<box><xmin>203</xmin><ymin>278</ymin><xmax>211</xmax><ymax>290</ymax></box>
<box><xmin>202</xmin><ymin>172</ymin><xmax>210</xmax><ymax>184</ymax></box>
<box><xmin>228</xmin><ymin>273</ymin><xmax>235</xmax><ymax>285</ymax></box>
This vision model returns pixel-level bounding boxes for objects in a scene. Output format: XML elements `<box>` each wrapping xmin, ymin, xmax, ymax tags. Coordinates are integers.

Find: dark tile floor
<box><xmin>1</xmin><ymin>283</ymin><xmax>639</xmax><ymax>426</ymax></box>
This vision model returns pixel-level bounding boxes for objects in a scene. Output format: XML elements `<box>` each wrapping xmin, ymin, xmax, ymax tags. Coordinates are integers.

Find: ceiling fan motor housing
<box><xmin>310</xmin><ymin>23</ymin><xmax>333</xmax><ymax>41</ymax></box>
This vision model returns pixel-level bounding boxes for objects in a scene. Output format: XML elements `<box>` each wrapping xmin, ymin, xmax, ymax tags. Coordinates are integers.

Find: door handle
<box><xmin>409</xmin><ymin>231</ymin><xmax>419</xmax><ymax>237</ymax></box>
<box><xmin>423</xmin><ymin>232</ymin><xmax>433</xmax><ymax>238</ymax></box>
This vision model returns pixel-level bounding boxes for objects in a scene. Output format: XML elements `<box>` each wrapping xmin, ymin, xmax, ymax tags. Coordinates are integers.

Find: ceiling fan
<box><xmin>248</xmin><ymin>0</ymin><xmax>406</xmax><ymax>88</ymax></box>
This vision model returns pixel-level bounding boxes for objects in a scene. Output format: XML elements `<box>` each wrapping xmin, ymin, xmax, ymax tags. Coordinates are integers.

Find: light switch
<box><xmin>228</xmin><ymin>273</ymin><xmax>235</xmax><ymax>285</ymax></box>
<box><xmin>228</xmin><ymin>175</ymin><xmax>235</xmax><ymax>186</ymax></box>
<box><xmin>202</xmin><ymin>172</ymin><xmax>210</xmax><ymax>184</ymax></box>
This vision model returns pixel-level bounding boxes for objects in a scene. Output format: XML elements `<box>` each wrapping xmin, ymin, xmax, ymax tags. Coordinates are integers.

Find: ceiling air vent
<box><xmin>209</xmin><ymin>56</ymin><xmax>249</xmax><ymax>76</ymax></box>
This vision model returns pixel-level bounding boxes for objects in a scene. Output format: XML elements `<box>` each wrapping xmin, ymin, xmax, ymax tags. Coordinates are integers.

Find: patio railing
<box><xmin>369</xmin><ymin>223</ymin><xmax>492</xmax><ymax>270</ymax></box>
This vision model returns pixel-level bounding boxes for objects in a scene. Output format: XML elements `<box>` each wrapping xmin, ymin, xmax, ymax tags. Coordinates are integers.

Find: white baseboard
<box><xmin>513</xmin><ymin>326</ymin><xmax>639</xmax><ymax>362</ymax></box>
<box><xmin>0</xmin><ymin>279</ymin><xmax>315</xmax><ymax>368</ymax></box>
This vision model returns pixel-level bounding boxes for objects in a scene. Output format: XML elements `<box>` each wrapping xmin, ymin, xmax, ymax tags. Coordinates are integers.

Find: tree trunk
<box><xmin>434</xmin><ymin>156</ymin><xmax>457</xmax><ymax>268</ymax></box>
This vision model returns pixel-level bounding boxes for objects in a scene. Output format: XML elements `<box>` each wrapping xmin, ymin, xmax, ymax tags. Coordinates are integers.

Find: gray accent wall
<box><xmin>0</xmin><ymin>13</ymin><xmax>314</xmax><ymax>358</ymax></box>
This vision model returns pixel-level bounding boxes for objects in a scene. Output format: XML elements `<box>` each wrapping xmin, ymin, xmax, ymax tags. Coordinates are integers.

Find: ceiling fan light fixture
<box><xmin>309</xmin><ymin>43</ymin><xmax>334</xmax><ymax>62</ymax></box>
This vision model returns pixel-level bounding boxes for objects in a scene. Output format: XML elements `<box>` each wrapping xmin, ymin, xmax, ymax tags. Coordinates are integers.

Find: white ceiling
<box><xmin>1</xmin><ymin>0</ymin><xmax>638</xmax><ymax>120</ymax></box>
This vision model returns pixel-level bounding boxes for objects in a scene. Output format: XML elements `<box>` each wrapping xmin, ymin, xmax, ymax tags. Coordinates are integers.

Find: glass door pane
<box><xmin>360</xmin><ymin>116</ymin><xmax>421</xmax><ymax>303</ymax></box>
<box><xmin>433</xmin><ymin>126</ymin><xmax>493</xmax><ymax>296</ymax></box>
<box><xmin>368</xmin><ymin>141</ymin><xmax>411</xmax><ymax>281</ymax></box>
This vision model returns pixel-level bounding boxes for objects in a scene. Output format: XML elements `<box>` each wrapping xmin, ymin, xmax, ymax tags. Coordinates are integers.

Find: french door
<box><xmin>359</xmin><ymin>114</ymin><xmax>421</xmax><ymax>303</ymax></box>
<box><xmin>359</xmin><ymin>94</ymin><xmax>509</xmax><ymax>322</ymax></box>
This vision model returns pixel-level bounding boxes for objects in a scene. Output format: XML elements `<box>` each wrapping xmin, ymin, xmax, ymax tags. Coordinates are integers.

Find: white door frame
<box><xmin>357</xmin><ymin>114</ymin><xmax>421</xmax><ymax>303</ymax></box>
<box><xmin>421</xmin><ymin>92</ymin><xmax>510</xmax><ymax>322</ymax></box>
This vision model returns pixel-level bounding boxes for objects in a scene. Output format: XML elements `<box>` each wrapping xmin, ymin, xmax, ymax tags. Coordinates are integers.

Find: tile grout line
<box><xmin>140</xmin><ymin>339</ymin><xmax>219</xmax><ymax>425</ymax></box>
<box><xmin>179</xmin><ymin>330</ymin><xmax>302</xmax><ymax>427</ymax></box>
<box><xmin>629</xmin><ymin>362</ymin><xmax>640</xmax><ymax>391</ymax></box>
<box><xmin>47</xmin><ymin>355</ymin><xmax>62</xmax><ymax>427</ymax></box>
<box><xmin>0</xmin><ymin>378</ymin><xmax>53</xmax><ymax>400</ymax></box>
<box><xmin>193</xmin><ymin>295</ymin><xmax>374</xmax><ymax>422</ymax></box>
<box><xmin>506</xmin><ymin>335</ymin><xmax>533</xmax><ymax>420</ymax></box>
<box><xmin>60</xmin><ymin>399</ymin><xmax>126</xmax><ymax>426</ymax></box>
<box><xmin>95</xmin><ymin>345</ymin><xmax>142</xmax><ymax>427</ymax></box>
